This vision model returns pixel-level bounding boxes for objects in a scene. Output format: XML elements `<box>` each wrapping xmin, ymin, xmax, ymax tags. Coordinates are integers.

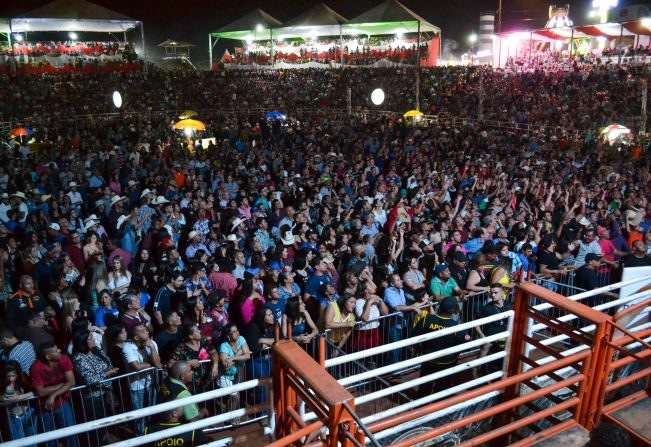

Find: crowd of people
<box><xmin>0</xmin><ymin>63</ymin><xmax>649</xmax><ymax>445</ymax></box>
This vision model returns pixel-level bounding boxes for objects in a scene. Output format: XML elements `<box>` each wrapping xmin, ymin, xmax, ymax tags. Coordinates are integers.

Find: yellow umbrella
<box><xmin>179</xmin><ymin>110</ymin><xmax>199</xmax><ymax>119</ymax></box>
<box><xmin>173</xmin><ymin>119</ymin><xmax>206</xmax><ymax>132</ymax></box>
<box><xmin>403</xmin><ymin>110</ymin><xmax>423</xmax><ymax>118</ymax></box>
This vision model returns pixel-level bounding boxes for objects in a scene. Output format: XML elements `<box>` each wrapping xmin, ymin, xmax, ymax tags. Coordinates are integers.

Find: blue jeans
<box><xmin>246</xmin><ymin>354</ymin><xmax>272</xmax><ymax>405</ymax></box>
<box><xmin>131</xmin><ymin>387</ymin><xmax>156</xmax><ymax>435</ymax></box>
<box><xmin>8</xmin><ymin>406</ymin><xmax>36</xmax><ymax>447</ymax></box>
<box><xmin>41</xmin><ymin>401</ymin><xmax>78</xmax><ymax>447</ymax></box>
<box><xmin>387</xmin><ymin>324</ymin><xmax>403</xmax><ymax>365</ymax></box>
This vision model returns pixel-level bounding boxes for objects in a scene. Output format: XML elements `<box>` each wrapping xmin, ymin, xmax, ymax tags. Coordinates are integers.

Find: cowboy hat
<box><xmin>68</xmin><ymin>181</ymin><xmax>79</xmax><ymax>188</ymax></box>
<box><xmin>82</xmin><ymin>220</ymin><xmax>99</xmax><ymax>232</ymax></box>
<box><xmin>188</xmin><ymin>230</ymin><xmax>200</xmax><ymax>241</ymax></box>
<box><xmin>84</xmin><ymin>214</ymin><xmax>100</xmax><ymax>224</ymax></box>
<box><xmin>626</xmin><ymin>209</ymin><xmax>644</xmax><ymax>227</ymax></box>
<box><xmin>0</xmin><ymin>193</ymin><xmax>8</xmax><ymax>199</ymax></box>
<box><xmin>152</xmin><ymin>195</ymin><xmax>169</xmax><ymax>205</ymax></box>
<box><xmin>128</xmin><ymin>180</ymin><xmax>138</xmax><ymax>187</ymax></box>
<box><xmin>11</xmin><ymin>192</ymin><xmax>27</xmax><ymax>200</ymax></box>
<box><xmin>48</xmin><ymin>223</ymin><xmax>61</xmax><ymax>231</ymax></box>
<box><xmin>40</xmin><ymin>194</ymin><xmax>52</xmax><ymax>202</ymax></box>
<box><xmin>163</xmin><ymin>225</ymin><xmax>174</xmax><ymax>236</ymax></box>
<box><xmin>110</xmin><ymin>195</ymin><xmax>126</xmax><ymax>206</ymax></box>
<box><xmin>95</xmin><ymin>199</ymin><xmax>105</xmax><ymax>209</ymax></box>
<box><xmin>231</xmin><ymin>217</ymin><xmax>245</xmax><ymax>232</ymax></box>
<box><xmin>116</xmin><ymin>215</ymin><xmax>129</xmax><ymax>230</ymax></box>
<box><xmin>226</xmin><ymin>234</ymin><xmax>238</xmax><ymax>242</ymax></box>
<box><xmin>140</xmin><ymin>188</ymin><xmax>152</xmax><ymax>199</ymax></box>
<box><xmin>281</xmin><ymin>231</ymin><xmax>296</xmax><ymax>246</ymax></box>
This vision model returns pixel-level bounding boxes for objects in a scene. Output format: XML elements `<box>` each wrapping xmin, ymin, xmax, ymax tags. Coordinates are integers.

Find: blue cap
<box><xmin>435</xmin><ymin>263</ymin><xmax>449</xmax><ymax>274</ymax></box>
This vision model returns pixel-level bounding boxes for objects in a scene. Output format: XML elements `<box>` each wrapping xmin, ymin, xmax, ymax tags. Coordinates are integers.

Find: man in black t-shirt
<box><xmin>413</xmin><ymin>296</ymin><xmax>470</xmax><ymax>397</ymax></box>
<box><xmin>145</xmin><ymin>407</ymin><xmax>208</xmax><ymax>447</ymax></box>
<box><xmin>477</xmin><ymin>284</ymin><xmax>511</xmax><ymax>375</ymax></box>
<box><xmin>622</xmin><ymin>241</ymin><xmax>651</xmax><ymax>269</ymax></box>
<box><xmin>449</xmin><ymin>252</ymin><xmax>469</xmax><ymax>290</ymax></box>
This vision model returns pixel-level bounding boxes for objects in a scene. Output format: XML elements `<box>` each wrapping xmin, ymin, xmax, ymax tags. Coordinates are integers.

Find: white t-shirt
<box><xmin>122</xmin><ymin>340</ymin><xmax>158</xmax><ymax>390</ymax></box>
<box><xmin>355</xmin><ymin>299</ymin><xmax>380</xmax><ymax>330</ymax></box>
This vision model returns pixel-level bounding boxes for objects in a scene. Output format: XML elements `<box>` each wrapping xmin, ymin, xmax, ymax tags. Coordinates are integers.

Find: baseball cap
<box><xmin>435</xmin><ymin>263</ymin><xmax>449</xmax><ymax>274</ymax></box>
<box><xmin>439</xmin><ymin>296</ymin><xmax>460</xmax><ymax>315</ymax></box>
<box><xmin>454</xmin><ymin>252</ymin><xmax>468</xmax><ymax>262</ymax></box>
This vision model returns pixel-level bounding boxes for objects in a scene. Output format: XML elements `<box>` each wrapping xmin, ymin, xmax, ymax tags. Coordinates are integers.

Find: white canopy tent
<box><xmin>7</xmin><ymin>0</ymin><xmax>144</xmax><ymax>58</ymax></box>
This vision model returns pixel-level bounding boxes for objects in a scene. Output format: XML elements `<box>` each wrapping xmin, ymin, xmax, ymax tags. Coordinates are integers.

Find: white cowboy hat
<box><xmin>163</xmin><ymin>225</ymin><xmax>174</xmax><ymax>236</ymax></box>
<box><xmin>281</xmin><ymin>231</ymin><xmax>296</xmax><ymax>246</ymax></box>
<box><xmin>140</xmin><ymin>188</ymin><xmax>152</xmax><ymax>199</ymax></box>
<box><xmin>95</xmin><ymin>200</ymin><xmax>105</xmax><ymax>209</ymax></box>
<box><xmin>226</xmin><ymin>234</ymin><xmax>238</xmax><ymax>242</ymax></box>
<box><xmin>626</xmin><ymin>209</ymin><xmax>644</xmax><ymax>227</ymax></box>
<box><xmin>11</xmin><ymin>192</ymin><xmax>27</xmax><ymax>200</ymax></box>
<box><xmin>110</xmin><ymin>195</ymin><xmax>126</xmax><ymax>206</ymax></box>
<box><xmin>0</xmin><ymin>193</ymin><xmax>8</xmax><ymax>199</ymax></box>
<box><xmin>188</xmin><ymin>230</ymin><xmax>200</xmax><ymax>242</ymax></box>
<box><xmin>40</xmin><ymin>194</ymin><xmax>52</xmax><ymax>202</ymax></box>
<box><xmin>84</xmin><ymin>214</ymin><xmax>99</xmax><ymax>224</ymax></box>
<box><xmin>128</xmin><ymin>180</ymin><xmax>138</xmax><ymax>187</ymax></box>
<box><xmin>152</xmin><ymin>195</ymin><xmax>170</xmax><ymax>205</ymax></box>
<box><xmin>231</xmin><ymin>217</ymin><xmax>245</xmax><ymax>232</ymax></box>
<box><xmin>116</xmin><ymin>215</ymin><xmax>129</xmax><ymax>230</ymax></box>
<box><xmin>48</xmin><ymin>223</ymin><xmax>61</xmax><ymax>231</ymax></box>
<box><xmin>82</xmin><ymin>219</ymin><xmax>99</xmax><ymax>232</ymax></box>
<box><xmin>69</xmin><ymin>181</ymin><xmax>79</xmax><ymax>188</ymax></box>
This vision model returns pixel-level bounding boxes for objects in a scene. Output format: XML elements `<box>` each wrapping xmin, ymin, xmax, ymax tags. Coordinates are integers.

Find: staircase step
<box><xmin>604</xmin><ymin>394</ymin><xmax>651</xmax><ymax>445</ymax></box>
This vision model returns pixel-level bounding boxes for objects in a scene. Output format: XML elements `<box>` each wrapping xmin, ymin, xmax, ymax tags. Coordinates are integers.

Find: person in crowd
<box><xmin>476</xmin><ymin>284</ymin><xmax>511</xmax><ymax>376</ymax></box>
<box><xmin>353</xmin><ymin>281</ymin><xmax>389</xmax><ymax>352</ymax></box>
<box><xmin>242</xmin><ymin>307</ymin><xmax>278</xmax><ymax>402</ymax></box>
<box><xmin>2</xmin><ymin>361</ymin><xmax>36</xmax><ymax>445</ymax></box>
<box><xmin>94</xmin><ymin>288</ymin><xmax>119</xmax><ymax>330</ymax></box>
<box><xmin>144</xmin><ymin>406</ymin><xmax>208</xmax><ymax>447</ymax></box>
<box><xmin>170</xmin><ymin>324</ymin><xmax>219</xmax><ymax>393</ymax></box>
<box><xmin>30</xmin><ymin>342</ymin><xmax>78</xmax><ymax>447</ymax></box>
<box><xmin>122</xmin><ymin>324</ymin><xmax>161</xmax><ymax>434</ymax></box>
<box><xmin>0</xmin><ymin>327</ymin><xmax>36</xmax><ymax>377</ymax></box>
<box><xmin>218</xmin><ymin>324</ymin><xmax>251</xmax><ymax>414</ymax></box>
<box><xmin>281</xmin><ymin>296</ymin><xmax>318</xmax><ymax>345</ymax></box>
<box><xmin>107</xmin><ymin>256</ymin><xmax>132</xmax><ymax>296</ymax></box>
<box><xmin>159</xmin><ymin>361</ymin><xmax>209</xmax><ymax>422</ymax></box>
<box><xmin>71</xmin><ymin>329</ymin><xmax>119</xmax><ymax>446</ymax></box>
<box><xmin>430</xmin><ymin>264</ymin><xmax>464</xmax><ymax>302</ymax></box>
<box><xmin>413</xmin><ymin>296</ymin><xmax>470</xmax><ymax>396</ymax></box>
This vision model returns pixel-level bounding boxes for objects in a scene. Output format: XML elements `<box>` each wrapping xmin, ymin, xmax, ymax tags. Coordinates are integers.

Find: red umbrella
<box><xmin>10</xmin><ymin>128</ymin><xmax>32</xmax><ymax>137</ymax></box>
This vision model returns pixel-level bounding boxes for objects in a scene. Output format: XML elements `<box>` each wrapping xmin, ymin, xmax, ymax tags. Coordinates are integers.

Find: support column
<box><xmin>140</xmin><ymin>21</ymin><xmax>147</xmax><ymax>71</ymax></box>
<box><xmin>339</xmin><ymin>25</ymin><xmax>344</xmax><ymax>67</ymax></box>
<box><xmin>208</xmin><ymin>34</ymin><xmax>213</xmax><ymax>70</ymax></box>
<box><xmin>270</xmin><ymin>28</ymin><xmax>274</xmax><ymax>68</ymax></box>
<box><xmin>416</xmin><ymin>20</ymin><xmax>421</xmax><ymax>111</ymax></box>
<box><xmin>618</xmin><ymin>24</ymin><xmax>624</xmax><ymax>65</ymax></box>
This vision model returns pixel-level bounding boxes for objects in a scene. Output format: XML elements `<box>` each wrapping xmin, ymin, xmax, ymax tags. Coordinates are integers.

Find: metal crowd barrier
<box><xmin>0</xmin><ymin>367</ymin><xmax>158</xmax><ymax>445</ymax></box>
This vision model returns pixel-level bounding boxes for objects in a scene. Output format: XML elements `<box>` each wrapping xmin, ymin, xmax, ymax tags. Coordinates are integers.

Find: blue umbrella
<box><xmin>265</xmin><ymin>111</ymin><xmax>286</xmax><ymax>120</ymax></box>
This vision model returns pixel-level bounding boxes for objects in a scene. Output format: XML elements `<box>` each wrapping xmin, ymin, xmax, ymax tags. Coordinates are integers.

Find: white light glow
<box><xmin>643</xmin><ymin>18</ymin><xmax>651</xmax><ymax>28</ymax></box>
<box><xmin>245</xmin><ymin>35</ymin><xmax>254</xmax><ymax>43</ymax></box>
<box><xmin>112</xmin><ymin>91</ymin><xmax>122</xmax><ymax>108</ymax></box>
<box><xmin>469</xmin><ymin>33</ymin><xmax>478</xmax><ymax>43</ymax></box>
<box><xmin>371</xmin><ymin>88</ymin><xmax>385</xmax><ymax>106</ymax></box>
<box><xmin>184</xmin><ymin>128</ymin><xmax>193</xmax><ymax>137</ymax></box>
<box><xmin>256</xmin><ymin>24</ymin><xmax>264</xmax><ymax>32</ymax></box>
<box><xmin>15</xmin><ymin>34</ymin><xmax>23</xmax><ymax>42</ymax></box>
<box><xmin>69</xmin><ymin>32</ymin><xmax>78</xmax><ymax>40</ymax></box>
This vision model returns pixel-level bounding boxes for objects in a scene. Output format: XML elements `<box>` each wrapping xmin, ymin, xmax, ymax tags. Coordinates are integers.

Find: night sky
<box><xmin>0</xmin><ymin>0</ymin><xmax>643</xmax><ymax>66</ymax></box>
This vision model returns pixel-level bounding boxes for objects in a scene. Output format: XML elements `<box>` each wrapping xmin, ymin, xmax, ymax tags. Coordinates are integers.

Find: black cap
<box><xmin>585</xmin><ymin>253</ymin><xmax>602</xmax><ymax>263</ymax></box>
<box><xmin>439</xmin><ymin>296</ymin><xmax>460</xmax><ymax>315</ymax></box>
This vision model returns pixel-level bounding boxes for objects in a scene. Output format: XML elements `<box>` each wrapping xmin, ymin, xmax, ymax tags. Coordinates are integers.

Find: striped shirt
<box><xmin>0</xmin><ymin>340</ymin><xmax>36</xmax><ymax>376</ymax></box>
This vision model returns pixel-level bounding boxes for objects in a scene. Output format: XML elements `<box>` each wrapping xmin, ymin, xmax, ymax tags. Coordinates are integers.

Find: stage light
<box><xmin>112</xmin><ymin>91</ymin><xmax>122</xmax><ymax>108</ymax></box>
<box><xmin>15</xmin><ymin>34</ymin><xmax>24</xmax><ymax>42</ymax></box>
<box><xmin>256</xmin><ymin>24</ymin><xmax>264</xmax><ymax>32</ymax></box>
<box><xmin>69</xmin><ymin>32</ymin><xmax>78</xmax><ymax>40</ymax></box>
<box><xmin>245</xmin><ymin>35</ymin><xmax>254</xmax><ymax>44</ymax></box>
<box><xmin>643</xmin><ymin>18</ymin><xmax>651</xmax><ymax>28</ymax></box>
<box><xmin>469</xmin><ymin>33</ymin><xmax>478</xmax><ymax>43</ymax></box>
<box><xmin>184</xmin><ymin>128</ymin><xmax>193</xmax><ymax>137</ymax></box>
<box><xmin>371</xmin><ymin>88</ymin><xmax>385</xmax><ymax>106</ymax></box>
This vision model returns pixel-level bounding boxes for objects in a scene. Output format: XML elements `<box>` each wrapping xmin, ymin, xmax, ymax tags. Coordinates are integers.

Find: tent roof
<box><xmin>282</xmin><ymin>3</ymin><xmax>348</xmax><ymax>27</ymax></box>
<box><xmin>346</xmin><ymin>0</ymin><xmax>439</xmax><ymax>35</ymax></box>
<box><xmin>158</xmin><ymin>39</ymin><xmax>194</xmax><ymax>48</ymax></box>
<box><xmin>499</xmin><ymin>20</ymin><xmax>651</xmax><ymax>41</ymax></box>
<box><xmin>11</xmin><ymin>0</ymin><xmax>139</xmax><ymax>32</ymax></box>
<box><xmin>211</xmin><ymin>8</ymin><xmax>282</xmax><ymax>39</ymax></box>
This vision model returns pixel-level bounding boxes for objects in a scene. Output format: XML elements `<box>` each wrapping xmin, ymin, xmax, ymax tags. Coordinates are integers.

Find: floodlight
<box><xmin>256</xmin><ymin>24</ymin><xmax>264</xmax><ymax>32</ymax></box>
<box><xmin>15</xmin><ymin>34</ymin><xmax>24</xmax><ymax>43</ymax></box>
<box><xmin>112</xmin><ymin>91</ymin><xmax>122</xmax><ymax>108</ymax></box>
<box><xmin>184</xmin><ymin>128</ymin><xmax>193</xmax><ymax>137</ymax></box>
<box><xmin>371</xmin><ymin>89</ymin><xmax>385</xmax><ymax>106</ymax></box>
<box><xmin>69</xmin><ymin>32</ymin><xmax>78</xmax><ymax>40</ymax></box>
<box><xmin>469</xmin><ymin>33</ymin><xmax>478</xmax><ymax>43</ymax></box>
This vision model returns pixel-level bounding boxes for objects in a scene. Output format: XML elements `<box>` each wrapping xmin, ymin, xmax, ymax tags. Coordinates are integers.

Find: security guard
<box><xmin>413</xmin><ymin>296</ymin><xmax>470</xmax><ymax>397</ymax></box>
<box><xmin>145</xmin><ymin>407</ymin><xmax>208</xmax><ymax>447</ymax></box>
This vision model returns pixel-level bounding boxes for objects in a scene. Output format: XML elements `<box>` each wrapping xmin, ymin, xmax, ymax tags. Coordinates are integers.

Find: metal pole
<box><xmin>618</xmin><ymin>24</ymin><xmax>624</xmax><ymax>65</ymax></box>
<box><xmin>641</xmin><ymin>78</ymin><xmax>647</xmax><ymax>137</ymax></box>
<box><xmin>569</xmin><ymin>28</ymin><xmax>574</xmax><ymax>58</ymax></box>
<box><xmin>140</xmin><ymin>21</ymin><xmax>147</xmax><ymax>71</ymax></box>
<box><xmin>416</xmin><ymin>20</ymin><xmax>421</xmax><ymax>111</ymax></box>
<box><xmin>208</xmin><ymin>34</ymin><xmax>213</xmax><ymax>69</ymax></box>
<box><xmin>7</xmin><ymin>20</ymin><xmax>12</xmax><ymax>48</ymax></box>
<box><xmin>347</xmin><ymin>87</ymin><xmax>351</xmax><ymax>116</ymax></box>
<box><xmin>270</xmin><ymin>28</ymin><xmax>274</xmax><ymax>68</ymax></box>
<box><xmin>340</xmin><ymin>24</ymin><xmax>344</xmax><ymax>67</ymax></box>
<box><xmin>497</xmin><ymin>0</ymin><xmax>502</xmax><ymax>33</ymax></box>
